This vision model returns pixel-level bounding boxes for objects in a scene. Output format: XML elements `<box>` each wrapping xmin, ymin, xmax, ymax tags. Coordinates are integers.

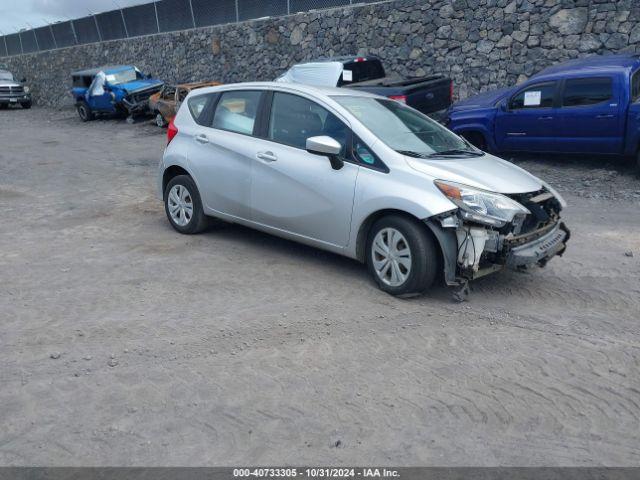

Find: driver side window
<box><xmin>268</xmin><ymin>92</ymin><xmax>349</xmax><ymax>156</ymax></box>
<box><xmin>509</xmin><ymin>82</ymin><xmax>557</xmax><ymax>110</ymax></box>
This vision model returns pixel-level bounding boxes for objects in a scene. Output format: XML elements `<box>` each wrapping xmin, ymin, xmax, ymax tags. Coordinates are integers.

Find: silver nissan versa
<box><xmin>158</xmin><ymin>82</ymin><xmax>570</xmax><ymax>297</ymax></box>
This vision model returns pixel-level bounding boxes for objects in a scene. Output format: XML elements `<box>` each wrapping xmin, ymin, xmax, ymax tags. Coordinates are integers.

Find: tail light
<box><xmin>167</xmin><ymin>118</ymin><xmax>178</xmax><ymax>145</ymax></box>
<box><xmin>389</xmin><ymin>94</ymin><xmax>407</xmax><ymax>104</ymax></box>
<box><xmin>449</xmin><ymin>81</ymin><xmax>454</xmax><ymax>103</ymax></box>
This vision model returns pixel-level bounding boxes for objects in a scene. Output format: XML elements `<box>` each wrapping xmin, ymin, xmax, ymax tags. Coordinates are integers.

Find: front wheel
<box><xmin>77</xmin><ymin>101</ymin><xmax>93</xmax><ymax>121</ymax></box>
<box><xmin>21</xmin><ymin>101</ymin><xmax>32</xmax><ymax>109</ymax></box>
<box><xmin>164</xmin><ymin>175</ymin><xmax>208</xmax><ymax>234</ymax></box>
<box><xmin>366</xmin><ymin>215</ymin><xmax>439</xmax><ymax>297</ymax></box>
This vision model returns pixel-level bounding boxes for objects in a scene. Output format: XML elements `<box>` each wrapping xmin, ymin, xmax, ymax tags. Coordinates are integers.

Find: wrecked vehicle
<box><xmin>0</xmin><ymin>69</ymin><xmax>31</xmax><ymax>109</ymax></box>
<box><xmin>277</xmin><ymin>56</ymin><xmax>453</xmax><ymax>120</ymax></box>
<box><xmin>149</xmin><ymin>81</ymin><xmax>221</xmax><ymax>127</ymax></box>
<box><xmin>71</xmin><ymin>65</ymin><xmax>163</xmax><ymax>122</ymax></box>
<box><xmin>159</xmin><ymin>83</ymin><xmax>569</xmax><ymax>297</ymax></box>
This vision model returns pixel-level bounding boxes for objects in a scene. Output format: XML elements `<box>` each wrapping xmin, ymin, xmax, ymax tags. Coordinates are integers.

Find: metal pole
<box><xmin>49</xmin><ymin>24</ymin><xmax>58</xmax><ymax>48</ymax></box>
<box><xmin>235</xmin><ymin>0</ymin><xmax>239</xmax><ymax>22</ymax></box>
<box><xmin>287</xmin><ymin>0</ymin><xmax>290</xmax><ymax>14</ymax></box>
<box><xmin>154</xmin><ymin>1</ymin><xmax>160</xmax><ymax>32</ymax></box>
<box><xmin>27</xmin><ymin>24</ymin><xmax>39</xmax><ymax>51</ymax></box>
<box><xmin>69</xmin><ymin>20</ymin><xmax>78</xmax><ymax>45</ymax></box>
<box><xmin>18</xmin><ymin>31</ymin><xmax>24</xmax><ymax>54</ymax></box>
<box><xmin>120</xmin><ymin>9</ymin><xmax>129</xmax><ymax>37</ymax></box>
<box><xmin>92</xmin><ymin>14</ymin><xmax>102</xmax><ymax>41</ymax></box>
<box><xmin>188</xmin><ymin>0</ymin><xmax>196</xmax><ymax>28</ymax></box>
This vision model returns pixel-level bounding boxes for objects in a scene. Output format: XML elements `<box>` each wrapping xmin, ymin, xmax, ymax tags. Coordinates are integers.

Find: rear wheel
<box><xmin>77</xmin><ymin>101</ymin><xmax>93</xmax><ymax>121</ymax></box>
<box><xmin>366</xmin><ymin>215</ymin><xmax>439</xmax><ymax>297</ymax></box>
<box><xmin>164</xmin><ymin>175</ymin><xmax>208</xmax><ymax>234</ymax></box>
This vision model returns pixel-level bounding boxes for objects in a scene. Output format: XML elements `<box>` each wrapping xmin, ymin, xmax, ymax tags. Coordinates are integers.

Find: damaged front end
<box><xmin>121</xmin><ymin>84</ymin><xmax>164</xmax><ymax>116</ymax></box>
<box><xmin>427</xmin><ymin>181</ymin><xmax>570</xmax><ymax>286</ymax></box>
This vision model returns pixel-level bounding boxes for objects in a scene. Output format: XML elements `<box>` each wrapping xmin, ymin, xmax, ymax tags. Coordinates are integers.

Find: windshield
<box><xmin>0</xmin><ymin>71</ymin><xmax>13</xmax><ymax>81</ymax></box>
<box><xmin>333</xmin><ymin>96</ymin><xmax>481</xmax><ymax>157</ymax></box>
<box><xmin>104</xmin><ymin>68</ymin><xmax>139</xmax><ymax>85</ymax></box>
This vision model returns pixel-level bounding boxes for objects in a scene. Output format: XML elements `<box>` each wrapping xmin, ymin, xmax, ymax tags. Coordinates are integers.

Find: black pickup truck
<box><xmin>277</xmin><ymin>55</ymin><xmax>453</xmax><ymax>120</ymax></box>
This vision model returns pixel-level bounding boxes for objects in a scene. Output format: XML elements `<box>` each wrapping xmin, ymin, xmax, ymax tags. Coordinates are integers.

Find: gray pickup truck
<box><xmin>0</xmin><ymin>69</ymin><xmax>31</xmax><ymax>109</ymax></box>
<box><xmin>277</xmin><ymin>56</ymin><xmax>453</xmax><ymax>120</ymax></box>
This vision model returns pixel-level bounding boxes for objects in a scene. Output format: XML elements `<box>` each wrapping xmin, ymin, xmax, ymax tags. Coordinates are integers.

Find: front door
<box><xmin>250</xmin><ymin>91</ymin><xmax>358</xmax><ymax>247</ymax></box>
<box><xmin>494</xmin><ymin>81</ymin><xmax>560</xmax><ymax>152</ymax></box>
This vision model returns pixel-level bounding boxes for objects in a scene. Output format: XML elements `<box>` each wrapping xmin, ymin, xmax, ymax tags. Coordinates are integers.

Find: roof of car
<box><xmin>533</xmin><ymin>54</ymin><xmax>640</xmax><ymax>79</ymax></box>
<box><xmin>71</xmin><ymin>65</ymin><xmax>133</xmax><ymax>76</ymax></box>
<box><xmin>194</xmin><ymin>81</ymin><xmax>381</xmax><ymax>99</ymax></box>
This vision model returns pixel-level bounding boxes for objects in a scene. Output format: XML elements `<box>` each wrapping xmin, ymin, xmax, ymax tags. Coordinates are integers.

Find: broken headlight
<box><xmin>435</xmin><ymin>180</ymin><xmax>530</xmax><ymax>228</ymax></box>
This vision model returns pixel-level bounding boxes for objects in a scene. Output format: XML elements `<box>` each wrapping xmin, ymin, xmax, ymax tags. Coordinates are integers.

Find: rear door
<box><xmin>249</xmin><ymin>91</ymin><xmax>359</xmax><ymax>247</ymax></box>
<box><xmin>187</xmin><ymin>89</ymin><xmax>264</xmax><ymax>220</ymax></box>
<box><xmin>494</xmin><ymin>81</ymin><xmax>560</xmax><ymax>152</ymax></box>
<box><xmin>555</xmin><ymin>76</ymin><xmax>624</xmax><ymax>154</ymax></box>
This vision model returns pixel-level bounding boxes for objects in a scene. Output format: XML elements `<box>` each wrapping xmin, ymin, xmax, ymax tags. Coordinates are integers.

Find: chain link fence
<box><xmin>0</xmin><ymin>0</ymin><xmax>379</xmax><ymax>58</ymax></box>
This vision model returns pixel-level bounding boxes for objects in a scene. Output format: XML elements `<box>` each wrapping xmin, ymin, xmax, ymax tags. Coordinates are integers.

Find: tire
<box><xmin>366</xmin><ymin>215</ymin><xmax>439</xmax><ymax>297</ymax></box>
<box><xmin>461</xmin><ymin>131</ymin><xmax>487</xmax><ymax>151</ymax></box>
<box><xmin>155</xmin><ymin>112</ymin><xmax>168</xmax><ymax>128</ymax></box>
<box><xmin>0</xmin><ymin>104</ymin><xmax>8</xmax><ymax>110</ymax></box>
<box><xmin>164</xmin><ymin>175</ymin><xmax>208</xmax><ymax>234</ymax></box>
<box><xmin>21</xmin><ymin>101</ymin><xmax>32</xmax><ymax>109</ymax></box>
<box><xmin>77</xmin><ymin>101</ymin><xmax>93</xmax><ymax>122</ymax></box>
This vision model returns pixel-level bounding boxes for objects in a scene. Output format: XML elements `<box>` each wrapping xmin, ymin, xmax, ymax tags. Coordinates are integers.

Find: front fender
<box><xmin>449</xmin><ymin>108</ymin><xmax>498</xmax><ymax>151</ymax></box>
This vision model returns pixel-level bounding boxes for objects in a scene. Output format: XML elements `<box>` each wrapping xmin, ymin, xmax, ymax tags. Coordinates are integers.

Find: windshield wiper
<box><xmin>428</xmin><ymin>149</ymin><xmax>485</xmax><ymax>157</ymax></box>
<box><xmin>396</xmin><ymin>150</ymin><xmax>430</xmax><ymax>158</ymax></box>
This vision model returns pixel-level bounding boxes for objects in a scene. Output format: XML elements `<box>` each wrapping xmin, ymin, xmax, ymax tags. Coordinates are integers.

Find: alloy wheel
<box><xmin>168</xmin><ymin>184</ymin><xmax>194</xmax><ymax>227</ymax></box>
<box><xmin>371</xmin><ymin>227</ymin><xmax>412</xmax><ymax>287</ymax></box>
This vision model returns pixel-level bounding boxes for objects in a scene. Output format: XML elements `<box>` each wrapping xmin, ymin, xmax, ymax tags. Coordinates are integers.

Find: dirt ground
<box><xmin>1</xmin><ymin>107</ymin><xmax>639</xmax><ymax>466</ymax></box>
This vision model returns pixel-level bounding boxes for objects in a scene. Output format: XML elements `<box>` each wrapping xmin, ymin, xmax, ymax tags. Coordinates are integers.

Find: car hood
<box><xmin>405</xmin><ymin>153</ymin><xmax>543</xmax><ymax>194</ymax></box>
<box><xmin>114</xmin><ymin>79</ymin><xmax>163</xmax><ymax>93</ymax></box>
<box><xmin>450</xmin><ymin>86</ymin><xmax>514</xmax><ymax>111</ymax></box>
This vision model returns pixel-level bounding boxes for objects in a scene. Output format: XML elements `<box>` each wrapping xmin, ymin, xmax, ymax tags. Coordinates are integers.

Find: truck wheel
<box><xmin>461</xmin><ymin>131</ymin><xmax>487</xmax><ymax>152</ymax></box>
<box><xmin>155</xmin><ymin>113</ymin><xmax>168</xmax><ymax>128</ymax></box>
<box><xmin>77</xmin><ymin>101</ymin><xmax>94</xmax><ymax>122</ymax></box>
<box><xmin>366</xmin><ymin>215</ymin><xmax>438</xmax><ymax>297</ymax></box>
<box><xmin>21</xmin><ymin>101</ymin><xmax>32</xmax><ymax>109</ymax></box>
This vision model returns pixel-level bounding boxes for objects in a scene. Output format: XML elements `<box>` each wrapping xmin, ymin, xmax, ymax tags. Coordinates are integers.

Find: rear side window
<box><xmin>510</xmin><ymin>83</ymin><xmax>556</xmax><ymax>109</ymax></box>
<box><xmin>268</xmin><ymin>92</ymin><xmax>350</xmax><ymax>155</ymax></box>
<box><xmin>562</xmin><ymin>77</ymin><xmax>613</xmax><ymax>107</ymax></box>
<box><xmin>212</xmin><ymin>90</ymin><xmax>262</xmax><ymax>135</ymax></box>
<box><xmin>187</xmin><ymin>94</ymin><xmax>210</xmax><ymax>126</ymax></box>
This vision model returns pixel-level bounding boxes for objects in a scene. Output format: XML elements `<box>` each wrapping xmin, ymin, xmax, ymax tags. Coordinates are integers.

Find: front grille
<box><xmin>0</xmin><ymin>85</ymin><xmax>24</xmax><ymax>94</ymax></box>
<box><xmin>508</xmin><ymin>189</ymin><xmax>561</xmax><ymax>235</ymax></box>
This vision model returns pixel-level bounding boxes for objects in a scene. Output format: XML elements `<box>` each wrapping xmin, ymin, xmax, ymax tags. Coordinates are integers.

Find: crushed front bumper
<box><xmin>506</xmin><ymin>222</ymin><xmax>569</xmax><ymax>269</ymax></box>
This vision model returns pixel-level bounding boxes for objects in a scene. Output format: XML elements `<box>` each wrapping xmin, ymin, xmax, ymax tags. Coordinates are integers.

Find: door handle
<box><xmin>596</xmin><ymin>114</ymin><xmax>614</xmax><ymax>119</ymax></box>
<box><xmin>537</xmin><ymin>116</ymin><xmax>554</xmax><ymax>120</ymax></box>
<box><xmin>194</xmin><ymin>133</ymin><xmax>209</xmax><ymax>144</ymax></box>
<box><xmin>256</xmin><ymin>151</ymin><xmax>277</xmax><ymax>162</ymax></box>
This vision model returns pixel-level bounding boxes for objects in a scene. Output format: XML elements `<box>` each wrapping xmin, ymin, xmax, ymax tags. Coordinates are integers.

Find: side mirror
<box><xmin>499</xmin><ymin>100</ymin><xmax>508</xmax><ymax>112</ymax></box>
<box><xmin>21</xmin><ymin>77</ymin><xmax>27</xmax><ymax>83</ymax></box>
<box><xmin>146</xmin><ymin>73</ymin><xmax>153</xmax><ymax>79</ymax></box>
<box><xmin>306</xmin><ymin>136</ymin><xmax>344</xmax><ymax>170</ymax></box>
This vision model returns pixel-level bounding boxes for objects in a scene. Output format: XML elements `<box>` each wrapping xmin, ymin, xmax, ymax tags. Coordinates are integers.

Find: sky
<box><xmin>0</xmin><ymin>0</ymin><xmax>152</xmax><ymax>35</ymax></box>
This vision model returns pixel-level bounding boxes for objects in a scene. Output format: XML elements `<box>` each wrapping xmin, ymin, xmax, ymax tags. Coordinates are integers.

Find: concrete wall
<box><xmin>3</xmin><ymin>0</ymin><xmax>639</xmax><ymax>108</ymax></box>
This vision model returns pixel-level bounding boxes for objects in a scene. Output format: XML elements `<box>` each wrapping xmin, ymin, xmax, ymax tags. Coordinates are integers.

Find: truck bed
<box><xmin>347</xmin><ymin>73</ymin><xmax>452</xmax><ymax>116</ymax></box>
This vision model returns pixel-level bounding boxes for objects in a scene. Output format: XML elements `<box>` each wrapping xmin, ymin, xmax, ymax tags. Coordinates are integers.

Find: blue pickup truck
<box><xmin>446</xmin><ymin>54</ymin><xmax>640</xmax><ymax>168</ymax></box>
<box><xmin>71</xmin><ymin>65</ymin><xmax>163</xmax><ymax>122</ymax></box>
